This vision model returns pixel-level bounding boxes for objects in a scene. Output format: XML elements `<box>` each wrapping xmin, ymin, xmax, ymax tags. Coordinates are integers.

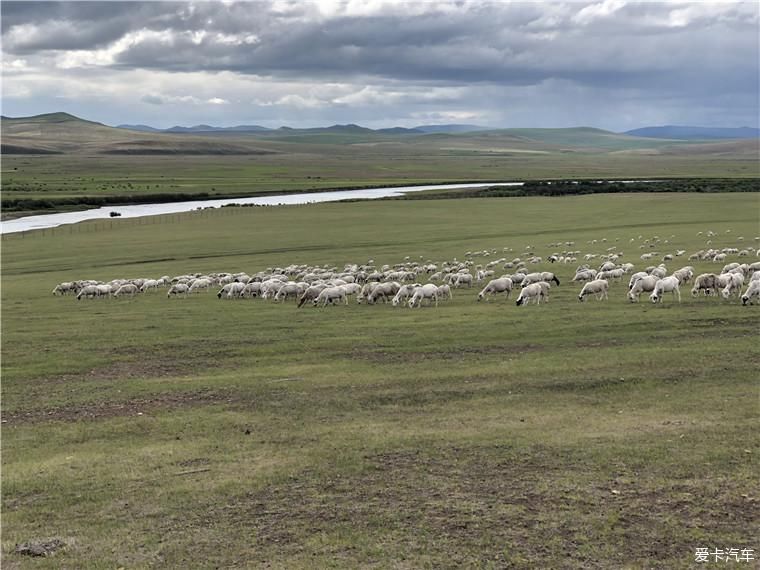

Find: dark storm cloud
<box><xmin>3</xmin><ymin>1</ymin><xmax>754</xmax><ymax>85</ymax></box>
<box><xmin>2</xmin><ymin>1</ymin><xmax>758</xmax><ymax>129</ymax></box>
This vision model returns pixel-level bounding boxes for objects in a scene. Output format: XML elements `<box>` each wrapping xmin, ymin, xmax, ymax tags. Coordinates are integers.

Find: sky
<box><xmin>2</xmin><ymin>1</ymin><xmax>758</xmax><ymax>131</ymax></box>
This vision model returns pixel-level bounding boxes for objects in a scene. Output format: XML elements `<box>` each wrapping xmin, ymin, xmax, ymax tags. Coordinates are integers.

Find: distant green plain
<box><xmin>3</xmin><ymin>149</ymin><xmax>758</xmax><ymax>204</ymax></box>
<box><xmin>2</xmin><ymin>193</ymin><xmax>758</xmax><ymax>568</ymax></box>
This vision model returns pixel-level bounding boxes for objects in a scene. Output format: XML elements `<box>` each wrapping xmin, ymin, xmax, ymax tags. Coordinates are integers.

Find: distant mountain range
<box><xmin>624</xmin><ymin>126</ymin><xmax>760</xmax><ymax>140</ymax></box>
<box><xmin>115</xmin><ymin>122</ymin><xmax>493</xmax><ymax>135</ymax></box>
<box><xmin>3</xmin><ymin>113</ymin><xmax>757</xmax><ymax>140</ymax></box>
<box><xmin>114</xmin><ymin>121</ymin><xmax>760</xmax><ymax>140</ymax></box>
<box><xmin>2</xmin><ymin>112</ymin><xmax>758</xmax><ymax>157</ymax></box>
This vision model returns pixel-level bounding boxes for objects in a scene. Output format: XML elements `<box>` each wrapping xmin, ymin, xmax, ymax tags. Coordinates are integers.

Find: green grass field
<box><xmin>2</xmin><ymin>193</ymin><xmax>759</xmax><ymax>568</ymax></box>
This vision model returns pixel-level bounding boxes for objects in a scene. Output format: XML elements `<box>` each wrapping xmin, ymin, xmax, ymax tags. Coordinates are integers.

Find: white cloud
<box><xmin>572</xmin><ymin>0</ymin><xmax>627</xmax><ymax>25</ymax></box>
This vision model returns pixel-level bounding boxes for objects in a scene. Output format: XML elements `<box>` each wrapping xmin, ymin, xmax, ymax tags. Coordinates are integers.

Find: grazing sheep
<box><xmin>241</xmin><ymin>282</ymin><xmax>263</xmax><ymax>298</ymax></box>
<box><xmin>520</xmin><ymin>272</ymin><xmax>560</xmax><ymax>287</ymax></box>
<box><xmin>628</xmin><ymin>275</ymin><xmax>660</xmax><ymax>302</ymax></box>
<box><xmin>391</xmin><ymin>284</ymin><xmax>419</xmax><ymax>307</ymax></box>
<box><xmin>297</xmin><ymin>284</ymin><xmax>327</xmax><ymax>307</ymax></box>
<box><xmin>477</xmin><ymin>277</ymin><xmax>513</xmax><ymax>302</ymax></box>
<box><xmin>225</xmin><ymin>282</ymin><xmax>246</xmax><ymax>299</ymax></box>
<box><xmin>515</xmin><ymin>282</ymin><xmax>549</xmax><ymax>306</ymax></box>
<box><xmin>572</xmin><ymin>269</ymin><xmax>597</xmax><ymax>282</ymax></box>
<box><xmin>167</xmin><ymin>284</ymin><xmax>189</xmax><ymax>298</ymax></box>
<box><xmin>671</xmin><ymin>266</ymin><xmax>694</xmax><ymax>285</ymax></box>
<box><xmin>720</xmin><ymin>273</ymin><xmax>744</xmax><ymax>300</ymax></box>
<box><xmin>648</xmin><ymin>266</ymin><xmax>668</xmax><ymax>279</ymax></box>
<box><xmin>408</xmin><ymin>284</ymin><xmax>439</xmax><ymax>308</ymax></box>
<box><xmin>598</xmin><ymin>268</ymin><xmax>624</xmax><ymax>281</ymax></box>
<box><xmin>52</xmin><ymin>282</ymin><xmax>76</xmax><ymax>295</ymax></box>
<box><xmin>114</xmin><ymin>284</ymin><xmax>139</xmax><ymax>298</ymax></box>
<box><xmin>436</xmin><ymin>284</ymin><xmax>453</xmax><ymax>301</ymax></box>
<box><xmin>741</xmin><ymin>280</ymin><xmax>760</xmax><ymax>305</ymax></box>
<box><xmin>96</xmin><ymin>284</ymin><xmax>113</xmax><ymax>298</ymax></box>
<box><xmin>216</xmin><ymin>283</ymin><xmax>234</xmax><ymax>299</ymax></box>
<box><xmin>578</xmin><ymin>279</ymin><xmax>609</xmax><ymax>302</ymax></box>
<box><xmin>76</xmin><ymin>285</ymin><xmax>100</xmax><ymax>300</ymax></box>
<box><xmin>140</xmin><ymin>279</ymin><xmax>160</xmax><ymax>293</ymax></box>
<box><xmin>650</xmin><ymin>276</ymin><xmax>681</xmax><ymax>303</ymax></box>
<box><xmin>453</xmin><ymin>273</ymin><xmax>474</xmax><ymax>288</ymax></box>
<box><xmin>366</xmin><ymin>282</ymin><xmax>401</xmax><ymax>304</ymax></box>
<box><xmin>273</xmin><ymin>282</ymin><xmax>302</xmax><ymax>303</ymax></box>
<box><xmin>313</xmin><ymin>286</ymin><xmax>347</xmax><ymax>307</ymax></box>
<box><xmin>340</xmin><ymin>283</ymin><xmax>362</xmax><ymax>301</ymax></box>
<box><xmin>628</xmin><ymin>271</ymin><xmax>648</xmax><ymax>290</ymax></box>
<box><xmin>189</xmin><ymin>278</ymin><xmax>213</xmax><ymax>293</ymax></box>
<box><xmin>691</xmin><ymin>273</ymin><xmax>720</xmax><ymax>297</ymax></box>
<box><xmin>715</xmin><ymin>273</ymin><xmax>735</xmax><ymax>290</ymax></box>
<box><xmin>356</xmin><ymin>282</ymin><xmax>380</xmax><ymax>304</ymax></box>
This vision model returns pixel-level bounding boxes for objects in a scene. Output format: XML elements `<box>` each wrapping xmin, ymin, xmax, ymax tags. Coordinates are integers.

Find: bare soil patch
<box><xmin>3</xmin><ymin>389</ymin><xmax>234</xmax><ymax>425</ymax></box>
<box><xmin>190</xmin><ymin>444</ymin><xmax>756</xmax><ymax>568</ymax></box>
<box><xmin>350</xmin><ymin>344</ymin><xmax>542</xmax><ymax>364</ymax></box>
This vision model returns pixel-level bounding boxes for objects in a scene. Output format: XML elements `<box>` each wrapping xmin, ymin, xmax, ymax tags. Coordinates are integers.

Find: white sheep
<box><xmin>691</xmin><ymin>273</ymin><xmax>720</xmax><ymax>297</ymax></box>
<box><xmin>189</xmin><ymin>278</ymin><xmax>213</xmax><ymax>293</ymax></box>
<box><xmin>297</xmin><ymin>284</ymin><xmax>327</xmax><ymax>307</ymax></box>
<box><xmin>628</xmin><ymin>271</ymin><xmax>648</xmax><ymax>290</ymax></box>
<box><xmin>225</xmin><ymin>282</ymin><xmax>247</xmax><ymax>299</ymax></box>
<box><xmin>408</xmin><ymin>284</ymin><xmax>439</xmax><ymax>308</ymax></box>
<box><xmin>572</xmin><ymin>269</ymin><xmax>597</xmax><ymax>282</ymax></box>
<box><xmin>391</xmin><ymin>284</ymin><xmax>419</xmax><ymax>307</ymax></box>
<box><xmin>76</xmin><ymin>285</ymin><xmax>100</xmax><ymax>300</ymax></box>
<box><xmin>671</xmin><ymin>266</ymin><xmax>694</xmax><ymax>285</ymax></box>
<box><xmin>720</xmin><ymin>273</ymin><xmax>744</xmax><ymax>300</ymax></box>
<box><xmin>241</xmin><ymin>282</ymin><xmax>263</xmax><ymax>298</ymax></box>
<box><xmin>520</xmin><ymin>272</ymin><xmax>560</xmax><ymax>287</ymax></box>
<box><xmin>273</xmin><ymin>282</ymin><xmax>302</xmax><ymax>303</ymax></box>
<box><xmin>436</xmin><ymin>284</ymin><xmax>453</xmax><ymax>301</ymax></box>
<box><xmin>577</xmin><ymin>279</ymin><xmax>609</xmax><ymax>302</ymax></box>
<box><xmin>313</xmin><ymin>286</ymin><xmax>347</xmax><ymax>307</ymax></box>
<box><xmin>366</xmin><ymin>282</ymin><xmax>401</xmax><ymax>304</ymax></box>
<box><xmin>96</xmin><ymin>284</ymin><xmax>112</xmax><ymax>298</ymax></box>
<box><xmin>52</xmin><ymin>282</ymin><xmax>76</xmax><ymax>295</ymax></box>
<box><xmin>741</xmin><ymin>280</ymin><xmax>760</xmax><ymax>305</ymax></box>
<box><xmin>515</xmin><ymin>282</ymin><xmax>550</xmax><ymax>306</ymax></box>
<box><xmin>140</xmin><ymin>279</ymin><xmax>160</xmax><ymax>293</ymax></box>
<box><xmin>598</xmin><ymin>268</ymin><xmax>624</xmax><ymax>281</ymax></box>
<box><xmin>650</xmin><ymin>276</ymin><xmax>681</xmax><ymax>303</ymax></box>
<box><xmin>628</xmin><ymin>275</ymin><xmax>660</xmax><ymax>302</ymax></box>
<box><xmin>167</xmin><ymin>284</ymin><xmax>189</xmax><ymax>298</ymax></box>
<box><xmin>453</xmin><ymin>273</ymin><xmax>474</xmax><ymax>288</ymax></box>
<box><xmin>648</xmin><ymin>266</ymin><xmax>668</xmax><ymax>279</ymax></box>
<box><xmin>340</xmin><ymin>283</ymin><xmax>362</xmax><ymax>301</ymax></box>
<box><xmin>477</xmin><ymin>277</ymin><xmax>513</xmax><ymax>302</ymax></box>
<box><xmin>114</xmin><ymin>283</ymin><xmax>139</xmax><ymax>298</ymax></box>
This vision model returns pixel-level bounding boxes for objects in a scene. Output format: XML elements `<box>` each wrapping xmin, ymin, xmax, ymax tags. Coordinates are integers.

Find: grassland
<box><xmin>2</xmin><ymin>193</ymin><xmax>758</xmax><ymax>568</ymax></box>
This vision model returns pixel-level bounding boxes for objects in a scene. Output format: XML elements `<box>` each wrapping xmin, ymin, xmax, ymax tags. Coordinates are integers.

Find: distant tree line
<box><xmin>392</xmin><ymin>178</ymin><xmax>759</xmax><ymax>200</ymax></box>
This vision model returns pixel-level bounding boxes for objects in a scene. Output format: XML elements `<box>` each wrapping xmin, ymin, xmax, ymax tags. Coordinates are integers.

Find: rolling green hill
<box><xmin>1</xmin><ymin>113</ymin><xmax>278</xmax><ymax>155</ymax></box>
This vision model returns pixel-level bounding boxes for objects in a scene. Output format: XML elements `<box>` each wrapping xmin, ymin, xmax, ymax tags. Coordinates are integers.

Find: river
<box><xmin>1</xmin><ymin>182</ymin><xmax>523</xmax><ymax>234</ymax></box>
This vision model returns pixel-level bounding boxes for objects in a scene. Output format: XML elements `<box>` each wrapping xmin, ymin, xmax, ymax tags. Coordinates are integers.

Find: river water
<box><xmin>1</xmin><ymin>182</ymin><xmax>523</xmax><ymax>234</ymax></box>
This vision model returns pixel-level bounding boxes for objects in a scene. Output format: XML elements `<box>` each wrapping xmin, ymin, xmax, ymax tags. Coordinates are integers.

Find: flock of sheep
<box><xmin>52</xmin><ymin>233</ymin><xmax>760</xmax><ymax>308</ymax></box>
